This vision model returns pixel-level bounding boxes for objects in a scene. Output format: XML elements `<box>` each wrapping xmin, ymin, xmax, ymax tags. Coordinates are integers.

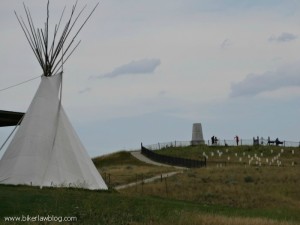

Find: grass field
<box><xmin>1</xmin><ymin>145</ymin><xmax>299</xmax><ymax>225</ymax></box>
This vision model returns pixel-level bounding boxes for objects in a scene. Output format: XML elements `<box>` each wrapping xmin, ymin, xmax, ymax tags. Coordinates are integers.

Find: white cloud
<box><xmin>268</xmin><ymin>32</ymin><xmax>298</xmax><ymax>43</ymax></box>
<box><xmin>95</xmin><ymin>58</ymin><xmax>161</xmax><ymax>79</ymax></box>
<box><xmin>230</xmin><ymin>62</ymin><xmax>300</xmax><ymax>97</ymax></box>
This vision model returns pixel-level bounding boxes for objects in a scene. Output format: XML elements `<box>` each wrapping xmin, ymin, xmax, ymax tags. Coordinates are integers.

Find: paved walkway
<box><xmin>130</xmin><ymin>151</ymin><xmax>186</xmax><ymax>169</ymax></box>
<box><xmin>115</xmin><ymin>171</ymin><xmax>182</xmax><ymax>190</ymax></box>
<box><xmin>113</xmin><ymin>151</ymin><xmax>187</xmax><ymax>190</ymax></box>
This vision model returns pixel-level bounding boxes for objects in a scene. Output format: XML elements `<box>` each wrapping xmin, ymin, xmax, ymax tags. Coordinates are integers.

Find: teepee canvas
<box><xmin>0</xmin><ymin>73</ymin><xmax>107</xmax><ymax>189</ymax></box>
<box><xmin>0</xmin><ymin>1</ymin><xmax>107</xmax><ymax>190</ymax></box>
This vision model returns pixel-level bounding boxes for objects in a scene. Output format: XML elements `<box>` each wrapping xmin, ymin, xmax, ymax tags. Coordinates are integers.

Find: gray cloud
<box><xmin>230</xmin><ymin>63</ymin><xmax>300</xmax><ymax>97</ymax></box>
<box><xmin>97</xmin><ymin>58</ymin><xmax>161</xmax><ymax>79</ymax></box>
<box><xmin>268</xmin><ymin>32</ymin><xmax>298</xmax><ymax>43</ymax></box>
<box><xmin>78</xmin><ymin>87</ymin><xmax>91</xmax><ymax>94</ymax></box>
<box><xmin>220</xmin><ymin>38</ymin><xmax>232</xmax><ymax>49</ymax></box>
<box><xmin>158</xmin><ymin>90</ymin><xmax>167</xmax><ymax>96</ymax></box>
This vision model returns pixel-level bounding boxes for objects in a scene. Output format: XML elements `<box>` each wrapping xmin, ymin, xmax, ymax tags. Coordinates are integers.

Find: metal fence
<box><xmin>144</xmin><ymin>138</ymin><xmax>300</xmax><ymax>150</ymax></box>
<box><xmin>141</xmin><ymin>145</ymin><xmax>206</xmax><ymax>168</ymax></box>
<box><xmin>145</xmin><ymin>141</ymin><xmax>191</xmax><ymax>150</ymax></box>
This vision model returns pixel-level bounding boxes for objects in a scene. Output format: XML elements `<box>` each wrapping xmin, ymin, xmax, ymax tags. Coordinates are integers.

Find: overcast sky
<box><xmin>1</xmin><ymin>0</ymin><xmax>300</xmax><ymax>157</ymax></box>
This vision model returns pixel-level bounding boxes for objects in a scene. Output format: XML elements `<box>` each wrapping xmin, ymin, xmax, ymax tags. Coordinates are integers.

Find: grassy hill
<box><xmin>0</xmin><ymin>145</ymin><xmax>299</xmax><ymax>225</ymax></box>
<box><xmin>93</xmin><ymin>151</ymin><xmax>177</xmax><ymax>187</ymax></box>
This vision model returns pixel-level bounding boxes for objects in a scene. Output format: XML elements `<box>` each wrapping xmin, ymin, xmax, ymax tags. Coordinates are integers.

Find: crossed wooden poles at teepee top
<box><xmin>14</xmin><ymin>0</ymin><xmax>99</xmax><ymax>77</ymax></box>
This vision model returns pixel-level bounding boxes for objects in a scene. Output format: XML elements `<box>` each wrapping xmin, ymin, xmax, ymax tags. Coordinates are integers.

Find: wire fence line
<box><xmin>144</xmin><ymin>138</ymin><xmax>300</xmax><ymax>150</ymax></box>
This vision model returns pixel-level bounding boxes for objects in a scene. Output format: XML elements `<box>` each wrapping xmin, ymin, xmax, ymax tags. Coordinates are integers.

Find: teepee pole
<box><xmin>15</xmin><ymin>0</ymin><xmax>99</xmax><ymax>77</ymax></box>
<box><xmin>0</xmin><ymin>114</ymin><xmax>25</xmax><ymax>152</ymax></box>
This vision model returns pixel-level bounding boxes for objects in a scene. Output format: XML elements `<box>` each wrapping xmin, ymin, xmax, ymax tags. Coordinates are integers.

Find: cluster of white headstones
<box><xmin>202</xmin><ymin>148</ymin><xmax>296</xmax><ymax>167</ymax></box>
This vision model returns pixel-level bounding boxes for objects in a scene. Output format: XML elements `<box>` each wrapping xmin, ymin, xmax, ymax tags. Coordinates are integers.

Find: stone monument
<box><xmin>191</xmin><ymin>123</ymin><xmax>204</xmax><ymax>145</ymax></box>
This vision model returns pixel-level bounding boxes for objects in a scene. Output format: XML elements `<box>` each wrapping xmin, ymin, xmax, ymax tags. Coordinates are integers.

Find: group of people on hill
<box><xmin>254</xmin><ymin>136</ymin><xmax>283</xmax><ymax>146</ymax></box>
<box><xmin>210</xmin><ymin>135</ymin><xmax>218</xmax><ymax>145</ymax></box>
<box><xmin>211</xmin><ymin>135</ymin><xmax>283</xmax><ymax>146</ymax></box>
<box><xmin>211</xmin><ymin>135</ymin><xmax>240</xmax><ymax>146</ymax></box>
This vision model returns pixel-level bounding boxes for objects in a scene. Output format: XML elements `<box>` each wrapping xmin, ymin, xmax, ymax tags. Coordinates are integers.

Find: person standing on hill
<box><xmin>211</xmin><ymin>136</ymin><xmax>215</xmax><ymax>145</ymax></box>
<box><xmin>235</xmin><ymin>135</ymin><xmax>239</xmax><ymax>146</ymax></box>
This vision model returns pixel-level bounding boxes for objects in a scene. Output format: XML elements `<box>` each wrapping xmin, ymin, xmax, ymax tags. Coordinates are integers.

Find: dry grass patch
<box><xmin>121</xmin><ymin>165</ymin><xmax>300</xmax><ymax>210</ymax></box>
<box><xmin>174</xmin><ymin>213</ymin><xmax>295</xmax><ymax>225</ymax></box>
<box><xmin>157</xmin><ymin>145</ymin><xmax>300</xmax><ymax>167</ymax></box>
<box><xmin>102</xmin><ymin>164</ymin><xmax>177</xmax><ymax>187</ymax></box>
<box><xmin>128</xmin><ymin>212</ymin><xmax>295</xmax><ymax>225</ymax></box>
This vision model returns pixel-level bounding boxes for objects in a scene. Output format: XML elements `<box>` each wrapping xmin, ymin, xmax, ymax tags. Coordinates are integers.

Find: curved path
<box><xmin>115</xmin><ymin>171</ymin><xmax>182</xmax><ymax>190</ymax></box>
<box><xmin>114</xmin><ymin>151</ymin><xmax>186</xmax><ymax>190</ymax></box>
<box><xmin>130</xmin><ymin>150</ymin><xmax>186</xmax><ymax>169</ymax></box>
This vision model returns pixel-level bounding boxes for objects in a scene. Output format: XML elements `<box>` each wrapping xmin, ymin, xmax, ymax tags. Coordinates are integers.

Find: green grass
<box><xmin>93</xmin><ymin>151</ymin><xmax>146</xmax><ymax>168</ymax></box>
<box><xmin>0</xmin><ymin>185</ymin><xmax>247</xmax><ymax>224</ymax></box>
<box><xmin>0</xmin><ymin>185</ymin><xmax>298</xmax><ymax>225</ymax></box>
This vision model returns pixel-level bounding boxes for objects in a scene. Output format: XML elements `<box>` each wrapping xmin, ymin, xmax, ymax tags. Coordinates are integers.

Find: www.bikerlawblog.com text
<box><xmin>3</xmin><ymin>215</ymin><xmax>77</xmax><ymax>223</ymax></box>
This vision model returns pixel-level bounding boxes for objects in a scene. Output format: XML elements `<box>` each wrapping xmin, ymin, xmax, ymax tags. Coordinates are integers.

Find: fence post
<box><xmin>165</xmin><ymin>176</ymin><xmax>168</xmax><ymax>195</ymax></box>
<box><xmin>136</xmin><ymin>174</ymin><xmax>138</xmax><ymax>192</ymax></box>
<box><xmin>141</xmin><ymin>174</ymin><xmax>144</xmax><ymax>194</ymax></box>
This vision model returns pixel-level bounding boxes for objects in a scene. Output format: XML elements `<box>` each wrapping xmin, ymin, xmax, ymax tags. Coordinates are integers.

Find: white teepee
<box><xmin>0</xmin><ymin>1</ymin><xmax>107</xmax><ymax>190</ymax></box>
<box><xmin>0</xmin><ymin>73</ymin><xmax>107</xmax><ymax>190</ymax></box>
